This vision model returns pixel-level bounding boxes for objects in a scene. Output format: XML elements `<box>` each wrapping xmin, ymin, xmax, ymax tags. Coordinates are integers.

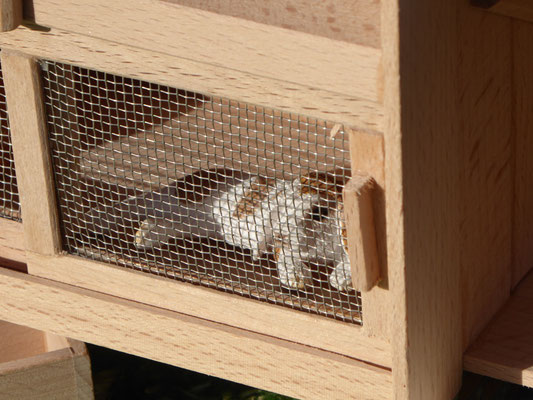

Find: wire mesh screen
<box><xmin>0</xmin><ymin>60</ymin><xmax>20</xmax><ymax>221</ymax></box>
<box><xmin>42</xmin><ymin>60</ymin><xmax>362</xmax><ymax>324</ymax></box>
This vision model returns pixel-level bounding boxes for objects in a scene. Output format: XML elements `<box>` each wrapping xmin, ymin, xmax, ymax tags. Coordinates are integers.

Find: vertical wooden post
<box><xmin>1</xmin><ymin>51</ymin><xmax>62</xmax><ymax>256</ymax></box>
<box><xmin>0</xmin><ymin>0</ymin><xmax>22</xmax><ymax>32</ymax></box>
<box><xmin>382</xmin><ymin>0</ymin><xmax>463</xmax><ymax>399</ymax></box>
<box><xmin>343</xmin><ymin>174</ymin><xmax>380</xmax><ymax>292</ymax></box>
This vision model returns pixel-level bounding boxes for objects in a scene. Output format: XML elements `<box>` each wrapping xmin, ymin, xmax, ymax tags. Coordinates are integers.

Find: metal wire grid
<box><xmin>41</xmin><ymin>60</ymin><xmax>362</xmax><ymax>324</ymax></box>
<box><xmin>0</xmin><ymin>60</ymin><xmax>20</xmax><ymax>221</ymax></box>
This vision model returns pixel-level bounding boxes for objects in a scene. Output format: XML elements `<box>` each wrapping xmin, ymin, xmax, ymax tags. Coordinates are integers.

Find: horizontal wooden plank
<box><xmin>28</xmin><ymin>0</ymin><xmax>382</xmax><ymax>104</ymax></box>
<box><xmin>0</xmin><ymin>218</ymin><xmax>25</xmax><ymax>263</ymax></box>
<box><xmin>0</xmin><ymin>26</ymin><xmax>383</xmax><ymax>131</ymax></box>
<box><xmin>0</xmin><ymin>267</ymin><xmax>393</xmax><ymax>400</ymax></box>
<box><xmin>27</xmin><ymin>252</ymin><xmax>391</xmax><ymax>367</ymax></box>
<box><xmin>473</xmin><ymin>0</ymin><xmax>533</xmax><ymax>24</ymax></box>
<box><xmin>464</xmin><ymin>270</ymin><xmax>533</xmax><ymax>387</ymax></box>
<box><xmin>163</xmin><ymin>0</ymin><xmax>381</xmax><ymax>47</ymax></box>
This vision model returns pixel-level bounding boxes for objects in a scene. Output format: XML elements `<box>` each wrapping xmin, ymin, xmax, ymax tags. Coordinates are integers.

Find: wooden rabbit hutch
<box><xmin>1</xmin><ymin>0</ymin><xmax>533</xmax><ymax>398</ymax></box>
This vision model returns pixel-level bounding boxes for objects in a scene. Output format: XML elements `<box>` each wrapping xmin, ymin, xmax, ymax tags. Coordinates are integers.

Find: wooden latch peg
<box><xmin>343</xmin><ymin>174</ymin><xmax>380</xmax><ymax>291</ymax></box>
<box><xmin>0</xmin><ymin>0</ymin><xmax>22</xmax><ymax>32</ymax></box>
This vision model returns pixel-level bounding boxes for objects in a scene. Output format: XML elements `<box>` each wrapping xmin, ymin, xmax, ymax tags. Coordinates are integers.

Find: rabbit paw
<box><xmin>329</xmin><ymin>261</ymin><xmax>353</xmax><ymax>291</ymax></box>
<box><xmin>135</xmin><ymin>219</ymin><xmax>159</xmax><ymax>249</ymax></box>
<box><xmin>274</xmin><ymin>248</ymin><xmax>312</xmax><ymax>289</ymax></box>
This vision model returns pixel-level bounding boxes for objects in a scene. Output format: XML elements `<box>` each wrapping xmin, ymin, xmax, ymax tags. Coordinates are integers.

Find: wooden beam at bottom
<box><xmin>0</xmin><ymin>268</ymin><xmax>392</xmax><ymax>400</ymax></box>
<box><xmin>465</xmin><ymin>270</ymin><xmax>533</xmax><ymax>387</ymax></box>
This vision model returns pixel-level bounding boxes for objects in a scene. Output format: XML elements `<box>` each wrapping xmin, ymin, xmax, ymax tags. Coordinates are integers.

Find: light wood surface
<box><xmin>0</xmin><ymin>26</ymin><xmax>383</xmax><ymax>131</ymax></box>
<box><xmin>1</xmin><ymin>52</ymin><xmax>61</xmax><ymax>256</ymax></box>
<box><xmin>163</xmin><ymin>0</ymin><xmax>381</xmax><ymax>47</ymax></box>
<box><xmin>512</xmin><ymin>20</ymin><xmax>533</xmax><ymax>289</ymax></box>
<box><xmin>382</xmin><ymin>0</ymin><xmax>462</xmax><ymax>398</ymax></box>
<box><xmin>0</xmin><ymin>0</ymin><xmax>22</xmax><ymax>32</ymax></box>
<box><xmin>0</xmin><ymin>320</ymin><xmax>94</xmax><ymax>399</ymax></box>
<box><xmin>343</xmin><ymin>175</ymin><xmax>380</xmax><ymax>291</ymax></box>
<box><xmin>348</xmin><ymin>128</ymin><xmax>389</xmax><ymax>339</ymax></box>
<box><xmin>475</xmin><ymin>0</ymin><xmax>533</xmax><ymax>23</ymax></box>
<box><xmin>28</xmin><ymin>0</ymin><xmax>382</xmax><ymax>103</ymax></box>
<box><xmin>27</xmin><ymin>252</ymin><xmax>391</xmax><ymax>367</ymax></box>
<box><xmin>465</xmin><ymin>270</ymin><xmax>533</xmax><ymax>387</ymax></box>
<box><xmin>0</xmin><ymin>267</ymin><xmax>393</xmax><ymax>400</ymax></box>
<box><xmin>0</xmin><ymin>218</ymin><xmax>24</xmax><ymax>263</ymax></box>
<box><xmin>458</xmin><ymin>6</ymin><xmax>513</xmax><ymax>349</ymax></box>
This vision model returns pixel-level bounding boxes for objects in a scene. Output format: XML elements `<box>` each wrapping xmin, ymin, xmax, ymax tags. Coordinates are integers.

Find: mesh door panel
<box><xmin>0</xmin><ymin>60</ymin><xmax>20</xmax><ymax>221</ymax></box>
<box><xmin>42</xmin><ymin>60</ymin><xmax>362</xmax><ymax>324</ymax></box>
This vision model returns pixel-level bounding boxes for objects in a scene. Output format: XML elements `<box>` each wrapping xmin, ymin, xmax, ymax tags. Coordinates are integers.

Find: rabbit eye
<box><xmin>311</xmin><ymin>205</ymin><xmax>329</xmax><ymax>221</ymax></box>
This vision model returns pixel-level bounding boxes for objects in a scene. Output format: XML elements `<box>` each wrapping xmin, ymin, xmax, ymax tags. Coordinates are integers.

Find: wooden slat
<box><xmin>512</xmin><ymin>20</ymin><xmax>533</xmax><ymax>289</ymax></box>
<box><xmin>0</xmin><ymin>0</ymin><xmax>22</xmax><ymax>32</ymax></box>
<box><xmin>1</xmin><ymin>52</ymin><xmax>61</xmax><ymax>255</ymax></box>
<box><xmin>458</xmin><ymin>7</ymin><xmax>513</xmax><ymax>349</ymax></box>
<box><xmin>163</xmin><ymin>0</ymin><xmax>381</xmax><ymax>47</ymax></box>
<box><xmin>0</xmin><ymin>26</ymin><xmax>383</xmax><ymax>131</ymax></box>
<box><xmin>27</xmin><ymin>252</ymin><xmax>391</xmax><ymax>367</ymax></box>
<box><xmin>473</xmin><ymin>0</ymin><xmax>533</xmax><ymax>24</ymax></box>
<box><xmin>0</xmin><ymin>267</ymin><xmax>393</xmax><ymax>400</ymax></box>
<box><xmin>348</xmin><ymin>127</ymin><xmax>389</xmax><ymax>339</ymax></box>
<box><xmin>28</xmin><ymin>0</ymin><xmax>382</xmax><ymax>104</ymax></box>
<box><xmin>465</xmin><ymin>270</ymin><xmax>533</xmax><ymax>387</ymax></box>
<box><xmin>0</xmin><ymin>218</ymin><xmax>24</xmax><ymax>263</ymax></box>
<box><xmin>382</xmin><ymin>0</ymin><xmax>462</xmax><ymax>398</ymax></box>
<box><xmin>343</xmin><ymin>175</ymin><xmax>380</xmax><ymax>292</ymax></box>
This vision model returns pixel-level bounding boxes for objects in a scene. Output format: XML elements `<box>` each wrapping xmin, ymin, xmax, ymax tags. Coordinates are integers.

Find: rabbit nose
<box><xmin>310</xmin><ymin>205</ymin><xmax>330</xmax><ymax>221</ymax></box>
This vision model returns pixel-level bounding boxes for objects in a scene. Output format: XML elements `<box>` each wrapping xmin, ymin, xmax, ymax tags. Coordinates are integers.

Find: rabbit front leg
<box><xmin>329</xmin><ymin>249</ymin><xmax>353</xmax><ymax>291</ymax></box>
<box><xmin>135</xmin><ymin>217</ymin><xmax>173</xmax><ymax>249</ymax></box>
<box><xmin>274</xmin><ymin>244</ymin><xmax>313</xmax><ymax>289</ymax></box>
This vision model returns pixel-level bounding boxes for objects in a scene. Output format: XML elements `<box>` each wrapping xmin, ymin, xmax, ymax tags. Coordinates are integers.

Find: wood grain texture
<box><xmin>349</xmin><ymin>128</ymin><xmax>389</xmax><ymax>339</ymax></box>
<box><xmin>0</xmin><ymin>0</ymin><xmax>22</xmax><ymax>31</ymax></box>
<box><xmin>0</xmin><ymin>218</ymin><xmax>25</xmax><ymax>263</ymax></box>
<box><xmin>465</xmin><ymin>270</ymin><xmax>533</xmax><ymax>387</ymax></box>
<box><xmin>480</xmin><ymin>0</ymin><xmax>533</xmax><ymax>23</ymax></box>
<box><xmin>27</xmin><ymin>0</ymin><xmax>382</xmax><ymax>104</ymax></box>
<box><xmin>343</xmin><ymin>175</ymin><xmax>380</xmax><ymax>292</ymax></box>
<box><xmin>458</xmin><ymin>7</ymin><xmax>513</xmax><ymax>349</ymax></box>
<box><xmin>0</xmin><ymin>26</ymin><xmax>383</xmax><ymax>131</ymax></box>
<box><xmin>163</xmin><ymin>0</ymin><xmax>381</xmax><ymax>47</ymax></box>
<box><xmin>512</xmin><ymin>20</ymin><xmax>533</xmax><ymax>289</ymax></box>
<box><xmin>0</xmin><ymin>51</ymin><xmax>61</xmax><ymax>256</ymax></box>
<box><xmin>0</xmin><ymin>267</ymin><xmax>393</xmax><ymax>400</ymax></box>
<box><xmin>382</xmin><ymin>0</ymin><xmax>462</xmax><ymax>398</ymax></box>
<box><xmin>27</xmin><ymin>252</ymin><xmax>391</xmax><ymax>367</ymax></box>
<box><xmin>0</xmin><ymin>320</ymin><xmax>94</xmax><ymax>399</ymax></box>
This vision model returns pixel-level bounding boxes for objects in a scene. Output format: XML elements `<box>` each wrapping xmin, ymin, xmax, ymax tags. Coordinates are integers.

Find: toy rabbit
<box><xmin>130</xmin><ymin>169</ymin><xmax>353</xmax><ymax>291</ymax></box>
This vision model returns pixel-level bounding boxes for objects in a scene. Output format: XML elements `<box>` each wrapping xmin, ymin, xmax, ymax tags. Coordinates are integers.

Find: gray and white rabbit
<box><xmin>130</xmin><ymin>169</ymin><xmax>353</xmax><ymax>291</ymax></box>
